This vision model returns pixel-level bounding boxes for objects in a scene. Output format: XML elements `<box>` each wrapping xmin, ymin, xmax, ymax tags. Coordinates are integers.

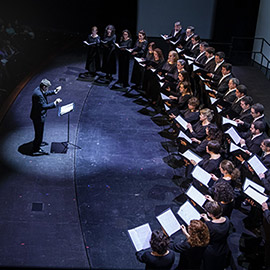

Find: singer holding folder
<box><xmin>136</xmin><ymin>230</ymin><xmax>175</xmax><ymax>269</ymax></box>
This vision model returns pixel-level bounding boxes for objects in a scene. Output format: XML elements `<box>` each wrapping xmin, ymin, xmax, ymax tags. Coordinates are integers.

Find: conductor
<box><xmin>30</xmin><ymin>79</ymin><xmax>62</xmax><ymax>155</ymax></box>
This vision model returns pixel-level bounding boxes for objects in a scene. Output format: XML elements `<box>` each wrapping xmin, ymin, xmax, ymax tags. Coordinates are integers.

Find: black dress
<box><xmin>136</xmin><ymin>250</ymin><xmax>175</xmax><ymax>270</ymax></box>
<box><xmin>85</xmin><ymin>34</ymin><xmax>101</xmax><ymax>75</ymax></box>
<box><xmin>117</xmin><ymin>38</ymin><xmax>132</xmax><ymax>87</ymax></box>
<box><xmin>201</xmin><ymin>218</ymin><xmax>230</xmax><ymax>270</ymax></box>
<box><xmin>170</xmin><ymin>239</ymin><xmax>206</xmax><ymax>270</ymax></box>
<box><xmin>130</xmin><ymin>39</ymin><xmax>148</xmax><ymax>88</ymax></box>
<box><xmin>101</xmin><ymin>34</ymin><xmax>117</xmax><ymax>76</ymax></box>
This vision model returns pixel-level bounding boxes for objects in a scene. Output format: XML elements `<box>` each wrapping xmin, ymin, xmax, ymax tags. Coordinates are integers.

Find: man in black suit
<box><xmin>240</xmin><ymin>121</ymin><xmax>265</xmax><ymax>155</ymax></box>
<box><xmin>235</xmin><ymin>96</ymin><xmax>253</xmax><ymax>127</ymax></box>
<box><xmin>222</xmin><ymin>78</ymin><xmax>239</xmax><ymax>103</ymax></box>
<box><xmin>207</xmin><ymin>51</ymin><xmax>225</xmax><ymax>82</ymax></box>
<box><xmin>194</xmin><ymin>41</ymin><xmax>208</xmax><ymax>65</ymax></box>
<box><xmin>213</xmin><ymin>63</ymin><xmax>233</xmax><ymax>95</ymax></box>
<box><xmin>165</xmin><ymin>21</ymin><xmax>185</xmax><ymax>50</ymax></box>
<box><xmin>30</xmin><ymin>79</ymin><xmax>62</xmax><ymax>155</ymax></box>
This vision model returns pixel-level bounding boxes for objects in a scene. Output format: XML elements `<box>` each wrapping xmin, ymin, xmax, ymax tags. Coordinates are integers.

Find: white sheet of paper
<box><xmin>157</xmin><ymin>74</ymin><xmax>164</xmax><ymax>81</ymax></box>
<box><xmin>151</xmin><ymin>68</ymin><xmax>156</xmax><ymax>73</ymax></box>
<box><xmin>229</xmin><ymin>142</ymin><xmax>247</xmax><ymax>154</ymax></box>
<box><xmin>186</xmin><ymin>185</ymin><xmax>206</xmax><ymax>207</ymax></box>
<box><xmin>159</xmin><ymin>82</ymin><xmax>165</xmax><ymax>87</ymax></box>
<box><xmin>156</xmin><ymin>209</ymin><xmax>181</xmax><ymax>236</ymax></box>
<box><xmin>183</xmin><ymin>54</ymin><xmax>195</xmax><ymax>61</ymax></box>
<box><xmin>188</xmin><ymin>60</ymin><xmax>193</xmax><ymax>65</ymax></box>
<box><xmin>243</xmin><ymin>178</ymin><xmax>265</xmax><ymax>194</ymax></box>
<box><xmin>178</xmin><ymin>131</ymin><xmax>192</xmax><ymax>144</ymax></box>
<box><xmin>170</xmin><ymin>39</ymin><xmax>178</xmax><ymax>45</ymax></box>
<box><xmin>177</xmin><ymin>201</ymin><xmax>201</xmax><ymax>225</ymax></box>
<box><xmin>191</xmin><ymin>165</ymin><xmax>211</xmax><ymax>187</ymax></box>
<box><xmin>244</xmin><ymin>186</ymin><xmax>268</xmax><ymax>205</ymax></box>
<box><xmin>160</xmin><ymin>93</ymin><xmax>170</xmax><ymax>100</ymax></box>
<box><xmin>222</xmin><ymin>117</ymin><xmax>238</xmax><ymax>127</ymax></box>
<box><xmin>126</xmin><ymin>48</ymin><xmax>133</xmax><ymax>53</ymax></box>
<box><xmin>181</xmin><ymin>150</ymin><xmax>203</xmax><ymax>164</ymax></box>
<box><xmin>248</xmin><ymin>155</ymin><xmax>268</xmax><ymax>176</ymax></box>
<box><xmin>225</xmin><ymin>127</ymin><xmax>242</xmax><ymax>144</ymax></box>
<box><xmin>216</xmin><ymin>106</ymin><xmax>222</xmax><ymax>113</ymax></box>
<box><xmin>128</xmin><ymin>223</ymin><xmax>152</xmax><ymax>251</ymax></box>
<box><xmin>175</xmin><ymin>115</ymin><xmax>188</xmax><ymax>130</ymax></box>
<box><xmin>59</xmin><ymin>103</ymin><xmax>74</xmax><ymax>116</ymax></box>
<box><xmin>164</xmin><ymin>104</ymin><xmax>170</xmax><ymax>111</ymax></box>
<box><xmin>176</xmin><ymin>47</ymin><xmax>184</xmax><ymax>53</ymax></box>
<box><xmin>115</xmin><ymin>43</ymin><xmax>120</xmax><ymax>48</ymax></box>
<box><xmin>204</xmin><ymin>84</ymin><xmax>214</xmax><ymax>92</ymax></box>
<box><xmin>134</xmin><ymin>57</ymin><xmax>144</xmax><ymax>63</ymax></box>
<box><xmin>198</xmin><ymin>75</ymin><xmax>206</xmax><ymax>81</ymax></box>
<box><xmin>161</xmin><ymin>34</ymin><xmax>169</xmax><ymax>40</ymax></box>
<box><xmin>193</xmin><ymin>64</ymin><xmax>200</xmax><ymax>71</ymax></box>
<box><xmin>210</xmin><ymin>97</ymin><xmax>218</xmax><ymax>104</ymax></box>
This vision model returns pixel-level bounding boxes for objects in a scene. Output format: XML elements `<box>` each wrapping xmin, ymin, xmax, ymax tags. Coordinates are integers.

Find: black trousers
<box><xmin>32</xmin><ymin>119</ymin><xmax>44</xmax><ymax>151</ymax></box>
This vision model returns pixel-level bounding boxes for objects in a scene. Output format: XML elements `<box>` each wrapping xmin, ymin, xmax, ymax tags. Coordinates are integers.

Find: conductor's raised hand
<box><xmin>54</xmin><ymin>86</ymin><xmax>62</xmax><ymax>94</ymax></box>
<box><xmin>54</xmin><ymin>98</ymin><xmax>62</xmax><ymax>105</ymax></box>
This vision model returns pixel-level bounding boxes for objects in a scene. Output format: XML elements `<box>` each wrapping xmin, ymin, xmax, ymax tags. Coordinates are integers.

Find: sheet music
<box><xmin>156</xmin><ymin>208</ymin><xmax>181</xmax><ymax>236</ymax></box>
<box><xmin>247</xmin><ymin>155</ymin><xmax>268</xmax><ymax>176</ymax></box>
<box><xmin>229</xmin><ymin>142</ymin><xmax>247</xmax><ymax>154</ymax></box>
<box><xmin>157</xmin><ymin>74</ymin><xmax>164</xmax><ymax>81</ymax></box>
<box><xmin>128</xmin><ymin>223</ymin><xmax>152</xmax><ymax>251</ymax></box>
<box><xmin>160</xmin><ymin>93</ymin><xmax>170</xmax><ymax>100</ymax></box>
<box><xmin>191</xmin><ymin>165</ymin><xmax>211</xmax><ymax>187</ymax></box>
<box><xmin>198</xmin><ymin>75</ymin><xmax>206</xmax><ymax>81</ymax></box>
<box><xmin>126</xmin><ymin>48</ymin><xmax>133</xmax><ymax>53</ymax></box>
<box><xmin>222</xmin><ymin>117</ymin><xmax>238</xmax><ymax>127</ymax></box>
<box><xmin>176</xmin><ymin>47</ymin><xmax>184</xmax><ymax>53</ymax></box>
<box><xmin>186</xmin><ymin>185</ymin><xmax>206</xmax><ymax>207</ymax></box>
<box><xmin>204</xmin><ymin>84</ymin><xmax>215</xmax><ymax>92</ymax></box>
<box><xmin>193</xmin><ymin>64</ymin><xmax>200</xmax><ymax>71</ymax></box>
<box><xmin>175</xmin><ymin>115</ymin><xmax>188</xmax><ymax>130</ymax></box>
<box><xmin>150</xmin><ymin>68</ymin><xmax>156</xmax><ymax>73</ymax></box>
<box><xmin>177</xmin><ymin>201</ymin><xmax>201</xmax><ymax>225</ymax></box>
<box><xmin>188</xmin><ymin>60</ymin><xmax>193</xmax><ymax>65</ymax></box>
<box><xmin>180</xmin><ymin>150</ymin><xmax>203</xmax><ymax>164</ymax></box>
<box><xmin>114</xmin><ymin>42</ymin><xmax>120</xmax><ymax>48</ymax></box>
<box><xmin>134</xmin><ymin>57</ymin><xmax>145</xmax><ymax>63</ymax></box>
<box><xmin>178</xmin><ymin>131</ymin><xmax>192</xmax><ymax>144</ymax></box>
<box><xmin>159</xmin><ymin>82</ymin><xmax>165</xmax><ymax>87</ymax></box>
<box><xmin>183</xmin><ymin>54</ymin><xmax>195</xmax><ymax>61</ymax></box>
<box><xmin>244</xmin><ymin>186</ymin><xmax>268</xmax><ymax>205</ymax></box>
<box><xmin>225</xmin><ymin>127</ymin><xmax>242</xmax><ymax>144</ymax></box>
<box><xmin>83</xmin><ymin>41</ymin><xmax>96</xmax><ymax>46</ymax></box>
<box><xmin>160</xmin><ymin>34</ymin><xmax>170</xmax><ymax>40</ymax></box>
<box><xmin>164</xmin><ymin>104</ymin><xmax>170</xmax><ymax>111</ymax></box>
<box><xmin>216</xmin><ymin>106</ymin><xmax>222</xmax><ymax>113</ymax></box>
<box><xmin>243</xmin><ymin>178</ymin><xmax>265</xmax><ymax>194</ymax></box>
<box><xmin>59</xmin><ymin>103</ymin><xmax>74</xmax><ymax>116</ymax></box>
<box><xmin>170</xmin><ymin>39</ymin><xmax>179</xmax><ymax>45</ymax></box>
<box><xmin>210</xmin><ymin>97</ymin><xmax>218</xmax><ymax>104</ymax></box>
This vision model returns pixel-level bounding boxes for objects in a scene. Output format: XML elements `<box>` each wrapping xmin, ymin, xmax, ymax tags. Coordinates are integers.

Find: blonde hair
<box><xmin>168</xmin><ymin>50</ymin><xmax>179</xmax><ymax>64</ymax></box>
<box><xmin>200</xmin><ymin>108</ymin><xmax>214</xmax><ymax>122</ymax></box>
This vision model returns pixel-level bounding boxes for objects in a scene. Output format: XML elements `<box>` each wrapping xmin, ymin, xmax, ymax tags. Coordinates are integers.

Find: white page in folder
<box><xmin>156</xmin><ymin>209</ymin><xmax>181</xmax><ymax>236</ymax></box>
<box><xmin>186</xmin><ymin>185</ymin><xmax>206</xmax><ymax>207</ymax></box>
<box><xmin>225</xmin><ymin>127</ymin><xmax>242</xmax><ymax>144</ymax></box>
<box><xmin>59</xmin><ymin>103</ymin><xmax>74</xmax><ymax>116</ymax></box>
<box><xmin>247</xmin><ymin>155</ymin><xmax>268</xmax><ymax>176</ymax></box>
<box><xmin>177</xmin><ymin>201</ymin><xmax>201</xmax><ymax>225</ymax></box>
<box><xmin>175</xmin><ymin>115</ymin><xmax>188</xmax><ymax>130</ymax></box>
<box><xmin>191</xmin><ymin>165</ymin><xmax>211</xmax><ymax>187</ymax></box>
<box><xmin>243</xmin><ymin>178</ymin><xmax>265</xmax><ymax>194</ymax></box>
<box><xmin>181</xmin><ymin>150</ymin><xmax>203</xmax><ymax>165</ymax></box>
<box><xmin>178</xmin><ymin>131</ymin><xmax>192</xmax><ymax>144</ymax></box>
<box><xmin>128</xmin><ymin>223</ymin><xmax>152</xmax><ymax>251</ymax></box>
<box><xmin>244</xmin><ymin>186</ymin><xmax>268</xmax><ymax>205</ymax></box>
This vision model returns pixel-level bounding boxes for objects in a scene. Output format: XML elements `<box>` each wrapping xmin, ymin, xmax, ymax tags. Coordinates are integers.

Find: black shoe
<box><xmin>40</xmin><ymin>141</ymin><xmax>48</xmax><ymax>146</ymax></box>
<box><xmin>32</xmin><ymin>148</ymin><xmax>49</xmax><ymax>156</ymax></box>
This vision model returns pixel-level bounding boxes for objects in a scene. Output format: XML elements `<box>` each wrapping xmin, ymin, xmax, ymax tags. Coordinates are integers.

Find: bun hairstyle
<box><xmin>220</xmin><ymin>160</ymin><xmax>240</xmax><ymax>181</ymax></box>
<box><xmin>150</xmin><ymin>230</ymin><xmax>170</xmax><ymax>255</ymax></box>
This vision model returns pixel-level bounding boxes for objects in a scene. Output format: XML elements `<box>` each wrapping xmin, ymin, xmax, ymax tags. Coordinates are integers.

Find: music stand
<box><xmin>50</xmin><ymin>103</ymin><xmax>81</xmax><ymax>154</ymax></box>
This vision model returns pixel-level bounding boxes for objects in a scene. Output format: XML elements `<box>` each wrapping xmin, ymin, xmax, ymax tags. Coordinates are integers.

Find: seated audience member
<box><xmin>200</xmin><ymin>201</ymin><xmax>231</xmax><ymax>270</ymax></box>
<box><xmin>170</xmin><ymin>220</ymin><xmax>210</xmax><ymax>270</ymax></box>
<box><xmin>186</xmin><ymin>108</ymin><xmax>214</xmax><ymax>140</ymax></box>
<box><xmin>136</xmin><ymin>230</ymin><xmax>175</xmax><ymax>269</ymax></box>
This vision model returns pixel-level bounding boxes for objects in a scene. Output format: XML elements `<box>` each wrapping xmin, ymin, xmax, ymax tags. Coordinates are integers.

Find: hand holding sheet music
<box><xmin>186</xmin><ymin>185</ymin><xmax>206</xmax><ymax>207</ymax></box>
<box><xmin>247</xmin><ymin>155</ymin><xmax>268</xmax><ymax>176</ymax></box>
<box><xmin>191</xmin><ymin>165</ymin><xmax>212</xmax><ymax>187</ymax></box>
<box><xmin>244</xmin><ymin>186</ymin><xmax>268</xmax><ymax>205</ymax></box>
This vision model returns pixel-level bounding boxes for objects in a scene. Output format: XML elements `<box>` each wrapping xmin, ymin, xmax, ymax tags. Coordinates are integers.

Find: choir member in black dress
<box><xmin>200</xmin><ymin>201</ymin><xmax>231</xmax><ymax>270</ymax></box>
<box><xmin>130</xmin><ymin>30</ymin><xmax>148</xmax><ymax>89</ymax></box>
<box><xmin>170</xmin><ymin>220</ymin><xmax>210</xmax><ymax>270</ymax></box>
<box><xmin>100</xmin><ymin>24</ymin><xmax>117</xmax><ymax>82</ymax></box>
<box><xmin>191</xmin><ymin>124</ymin><xmax>223</xmax><ymax>158</ymax></box>
<box><xmin>205</xmin><ymin>181</ymin><xmax>235</xmax><ymax>218</ymax></box>
<box><xmin>210</xmin><ymin>160</ymin><xmax>241</xmax><ymax>190</ymax></box>
<box><xmin>114</xmin><ymin>29</ymin><xmax>132</xmax><ymax>88</ymax></box>
<box><xmin>186</xmin><ymin>108</ymin><xmax>214</xmax><ymax>140</ymax></box>
<box><xmin>166</xmin><ymin>81</ymin><xmax>192</xmax><ymax>111</ymax></box>
<box><xmin>81</xmin><ymin>26</ymin><xmax>101</xmax><ymax>78</ymax></box>
<box><xmin>136</xmin><ymin>230</ymin><xmax>175</xmax><ymax>269</ymax></box>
